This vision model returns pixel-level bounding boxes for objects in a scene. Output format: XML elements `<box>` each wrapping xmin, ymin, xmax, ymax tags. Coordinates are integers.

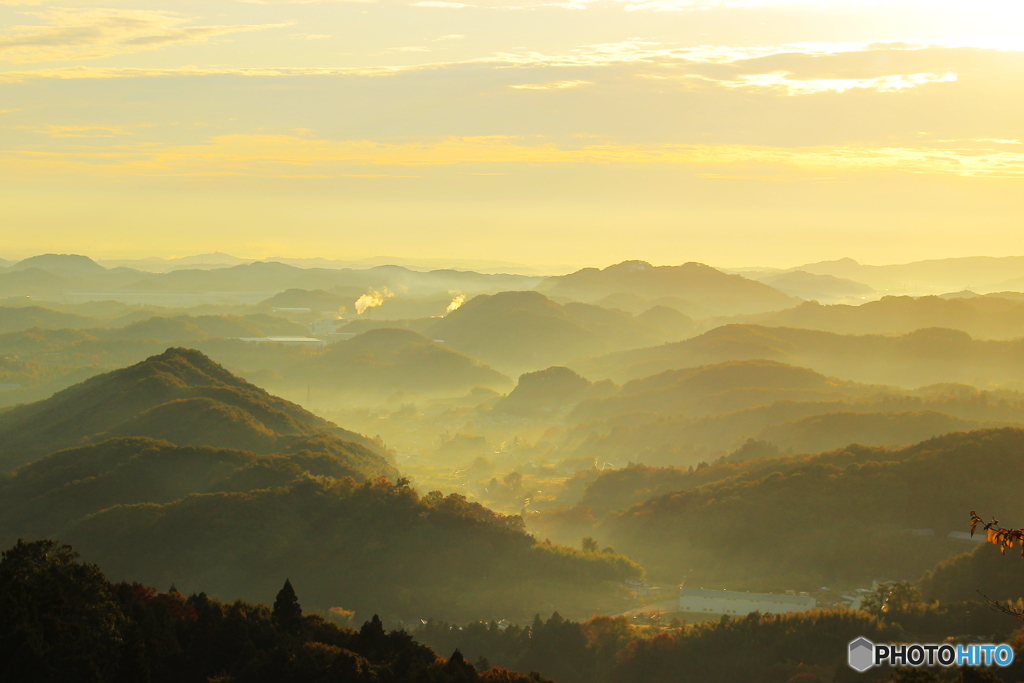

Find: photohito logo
<box><xmin>848</xmin><ymin>638</ymin><xmax>1014</xmax><ymax>672</ymax></box>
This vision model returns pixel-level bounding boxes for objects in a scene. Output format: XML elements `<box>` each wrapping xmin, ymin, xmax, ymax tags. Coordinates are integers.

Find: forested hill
<box><xmin>0</xmin><ymin>347</ymin><xmax>388</xmax><ymax>474</ymax></box>
<box><xmin>0</xmin><ymin>355</ymin><xmax>642</xmax><ymax>622</ymax></box>
<box><xmin>1</xmin><ymin>466</ymin><xmax>640</xmax><ymax>622</ymax></box>
<box><xmin>0</xmin><ymin>437</ymin><xmax>392</xmax><ymax>544</ymax></box>
<box><xmin>0</xmin><ymin>538</ymin><xmax>552</xmax><ymax>683</ymax></box>
<box><xmin>568</xmin><ymin>359</ymin><xmax>882</xmax><ymax>422</ymax></box>
<box><xmin>601</xmin><ymin>428</ymin><xmax>1024</xmax><ymax>589</ymax></box>
<box><xmin>274</xmin><ymin>327</ymin><xmax>513</xmax><ymax>399</ymax></box>
<box><xmin>537</xmin><ymin>261</ymin><xmax>797</xmax><ymax>315</ymax></box>
<box><xmin>572</xmin><ymin>323</ymin><xmax>1024</xmax><ymax>387</ymax></box>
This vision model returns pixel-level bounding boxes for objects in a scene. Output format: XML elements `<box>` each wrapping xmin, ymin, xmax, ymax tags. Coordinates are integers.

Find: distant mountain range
<box><xmin>732</xmin><ymin>255</ymin><xmax>1024</xmax><ymax>296</ymax></box>
<box><xmin>572</xmin><ymin>323</ymin><xmax>1024</xmax><ymax>387</ymax></box>
<box><xmin>267</xmin><ymin>327</ymin><xmax>514</xmax><ymax>400</ymax></box>
<box><xmin>338</xmin><ymin>290</ymin><xmax>697</xmax><ymax>373</ymax></box>
<box><xmin>10</xmin><ymin>253</ymin><xmax>1024</xmax><ymax>307</ymax></box>
<box><xmin>752</xmin><ymin>270</ymin><xmax>874</xmax><ymax>303</ymax></box>
<box><xmin>0</xmin><ymin>254</ymin><xmax>545</xmax><ymax>300</ymax></box>
<box><xmin>0</xmin><ymin>255</ymin><xmax>805</xmax><ymax>321</ymax></box>
<box><xmin>96</xmin><ymin>253</ymin><xmax>575</xmax><ymax>276</ymax></box>
<box><xmin>709</xmin><ymin>294</ymin><xmax>1024</xmax><ymax>340</ymax></box>
<box><xmin>538</xmin><ymin>261</ymin><xmax>798</xmax><ymax>316</ymax></box>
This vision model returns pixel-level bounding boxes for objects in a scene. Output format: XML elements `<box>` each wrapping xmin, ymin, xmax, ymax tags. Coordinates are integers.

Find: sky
<box><xmin>0</xmin><ymin>0</ymin><xmax>1023</xmax><ymax>268</ymax></box>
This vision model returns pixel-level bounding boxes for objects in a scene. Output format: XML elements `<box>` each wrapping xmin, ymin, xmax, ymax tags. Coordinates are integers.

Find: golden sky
<box><xmin>1</xmin><ymin>0</ymin><xmax>1023</xmax><ymax>267</ymax></box>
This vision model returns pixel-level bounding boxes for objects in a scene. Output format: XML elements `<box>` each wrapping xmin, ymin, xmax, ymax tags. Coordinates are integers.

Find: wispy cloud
<box><xmin>411</xmin><ymin>1</ymin><xmax>476</xmax><ymax>7</ymax></box>
<box><xmin>37</xmin><ymin>124</ymin><xmax>135</xmax><ymax>138</ymax></box>
<box><xmin>234</xmin><ymin>0</ymin><xmax>374</xmax><ymax>4</ymax></box>
<box><xmin>716</xmin><ymin>71</ymin><xmax>958</xmax><ymax>95</ymax></box>
<box><xmin>0</xmin><ymin>8</ymin><xmax>290</xmax><ymax>64</ymax></box>
<box><xmin>614</xmin><ymin>0</ymin><xmax>858</xmax><ymax>11</ymax></box>
<box><xmin>5</xmin><ymin>133</ymin><xmax>1024</xmax><ymax>179</ymax></box>
<box><xmin>0</xmin><ymin>37</ymin><xmax>1010</xmax><ymax>107</ymax></box>
<box><xmin>0</xmin><ymin>64</ymin><xmax>413</xmax><ymax>84</ymax></box>
<box><xmin>509</xmin><ymin>79</ymin><xmax>590</xmax><ymax>89</ymax></box>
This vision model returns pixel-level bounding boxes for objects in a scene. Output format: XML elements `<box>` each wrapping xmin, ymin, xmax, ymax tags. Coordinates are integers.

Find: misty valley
<box><xmin>4</xmin><ymin>254</ymin><xmax>1024</xmax><ymax>682</ymax></box>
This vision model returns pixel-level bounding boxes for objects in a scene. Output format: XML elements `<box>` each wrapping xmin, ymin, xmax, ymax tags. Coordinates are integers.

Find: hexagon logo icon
<box><xmin>849</xmin><ymin>637</ymin><xmax>875</xmax><ymax>672</ymax></box>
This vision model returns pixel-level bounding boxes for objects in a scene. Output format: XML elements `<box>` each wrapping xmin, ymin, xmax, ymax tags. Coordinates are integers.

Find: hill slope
<box><xmin>537</xmin><ymin>261</ymin><xmax>797</xmax><ymax>316</ymax></box>
<box><xmin>573</xmin><ymin>323</ymin><xmax>1024</xmax><ymax>387</ymax></box>
<box><xmin>0</xmin><ymin>437</ymin><xmax>386</xmax><ymax>543</ymax></box>
<box><xmin>756</xmin><ymin>410</ymin><xmax>995</xmax><ymax>454</ymax></box>
<box><xmin>0</xmin><ymin>347</ymin><xmax>391</xmax><ymax>477</ymax></box>
<box><xmin>0</xmin><ymin>443</ymin><xmax>640</xmax><ymax>622</ymax></box>
<box><xmin>601</xmin><ymin>428</ymin><xmax>1024</xmax><ymax>588</ymax></box>
<box><xmin>276</xmin><ymin>327</ymin><xmax>512</xmax><ymax>400</ymax></box>
<box><xmin>569</xmin><ymin>359</ymin><xmax>880</xmax><ymax>421</ymax></box>
<box><xmin>0</xmin><ymin>306</ymin><xmax>96</xmax><ymax>333</ymax></box>
<box><xmin>730</xmin><ymin>295</ymin><xmax>1024</xmax><ymax>340</ymax></box>
<box><xmin>421</xmin><ymin>290</ymin><xmax>692</xmax><ymax>372</ymax></box>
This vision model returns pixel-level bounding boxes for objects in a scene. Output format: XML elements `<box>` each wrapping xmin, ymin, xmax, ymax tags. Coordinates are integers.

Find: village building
<box><xmin>678</xmin><ymin>588</ymin><xmax>815</xmax><ymax>616</ymax></box>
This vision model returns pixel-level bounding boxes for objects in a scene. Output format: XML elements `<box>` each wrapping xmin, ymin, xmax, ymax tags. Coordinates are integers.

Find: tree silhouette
<box><xmin>0</xmin><ymin>539</ymin><xmax>126</xmax><ymax>682</ymax></box>
<box><xmin>444</xmin><ymin>650</ymin><xmax>478</xmax><ymax>682</ymax></box>
<box><xmin>272</xmin><ymin>578</ymin><xmax>303</xmax><ymax>631</ymax></box>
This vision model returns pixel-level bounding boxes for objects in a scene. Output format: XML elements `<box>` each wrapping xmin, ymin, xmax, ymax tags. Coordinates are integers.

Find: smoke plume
<box><xmin>355</xmin><ymin>288</ymin><xmax>393</xmax><ymax>315</ymax></box>
<box><xmin>446</xmin><ymin>294</ymin><xmax>466</xmax><ymax>314</ymax></box>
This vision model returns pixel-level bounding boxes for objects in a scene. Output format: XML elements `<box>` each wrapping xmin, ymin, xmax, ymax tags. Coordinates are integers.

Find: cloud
<box><xmin>716</xmin><ymin>71</ymin><xmax>958</xmax><ymax>95</ymax></box>
<box><xmin>39</xmin><ymin>124</ymin><xmax>135</xmax><ymax>138</ymax></box>
<box><xmin>0</xmin><ymin>37</ymin><xmax>1015</xmax><ymax>81</ymax></box>
<box><xmin>4</xmin><ymin>133</ymin><xmax>1024</xmax><ymax>180</ymax></box>
<box><xmin>509</xmin><ymin>79</ymin><xmax>590</xmax><ymax>89</ymax></box>
<box><xmin>0</xmin><ymin>64</ymin><xmax>412</xmax><ymax>83</ymax></box>
<box><xmin>411</xmin><ymin>1</ymin><xmax>476</xmax><ymax>6</ymax></box>
<box><xmin>289</xmin><ymin>33</ymin><xmax>333</xmax><ymax>40</ymax></box>
<box><xmin>0</xmin><ymin>8</ymin><xmax>290</xmax><ymax>64</ymax></box>
<box><xmin>614</xmin><ymin>0</ymin><xmax>857</xmax><ymax>11</ymax></box>
<box><xmin>235</xmin><ymin>0</ymin><xmax>374</xmax><ymax>4</ymax></box>
<box><xmin>972</xmin><ymin>139</ymin><xmax>1023</xmax><ymax>145</ymax></box>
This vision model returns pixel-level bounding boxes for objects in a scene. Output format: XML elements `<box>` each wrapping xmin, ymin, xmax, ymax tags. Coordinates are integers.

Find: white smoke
<box><xmin>446</xmin><ymin>293</ymin><xmax>466</xmax><ymax>314</ymax></box>
<box><xmin>355</xmin><ymin>287</ymin><xmax>393</xmax><ymax>315</ymax></box>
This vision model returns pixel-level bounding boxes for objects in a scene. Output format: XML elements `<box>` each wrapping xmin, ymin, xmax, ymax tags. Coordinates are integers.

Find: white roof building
<box><xmin>236</xmin><ymin>336</ymin><xmax>326</xmax><ymax>347</ymax></box>
<box><xmin>678</xmin><ymin>588</ymin><xmax>816</xmax><ymax>616</ymax></box>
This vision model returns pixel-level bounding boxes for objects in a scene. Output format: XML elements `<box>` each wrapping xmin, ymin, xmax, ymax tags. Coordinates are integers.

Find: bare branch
<box><xmin>977</xmin><ymin>590</ymin><xmax>1024</xmax><ymax>620</ymax></box>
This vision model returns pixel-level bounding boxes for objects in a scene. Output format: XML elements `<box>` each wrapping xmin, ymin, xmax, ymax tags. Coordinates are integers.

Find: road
<box><xmin>614</xmin><ymin>599</ymin><xmax>679</xmax><ymax>617</ymax></box>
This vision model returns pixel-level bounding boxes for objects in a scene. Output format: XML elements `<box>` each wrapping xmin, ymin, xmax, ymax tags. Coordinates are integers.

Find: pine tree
<box><xmin>443</xmin><ymin>650</ymin><xmax>478</xmax><ymax>682</ymax></box>
<box><xmin>272</xmin><ymin>579</ymin><xmax>303</xmax><ymax>631</ymax></box>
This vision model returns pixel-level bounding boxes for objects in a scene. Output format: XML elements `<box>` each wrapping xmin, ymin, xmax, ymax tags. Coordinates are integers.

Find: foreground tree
<box><xmin>0</xmin><ymin>538</ymin><xmax>552</xmax><ymax>683</ymax></box>
<box><xmin>272</xmin><ymin>578</ymin><xmax>303</xmax><ymax>632</ymax></box>
<box><xmin>0</xmin><ymin>539</ymin><xmax>126</xmax><ymax>683</ymax></box>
